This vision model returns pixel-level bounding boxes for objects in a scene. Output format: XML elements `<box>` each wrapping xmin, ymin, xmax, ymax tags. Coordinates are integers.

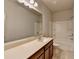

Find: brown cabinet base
<box><xmin>28</xmin><ymin>40</ymin><xmax>53</xmax><ymax>59</ymax></box>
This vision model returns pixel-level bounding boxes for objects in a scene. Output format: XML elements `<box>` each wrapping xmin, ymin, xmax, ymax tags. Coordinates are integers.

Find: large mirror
<box><xmin>4</xmin><ymin>0</ymin><xmax>42</xmax><ymax>42</ymax></box>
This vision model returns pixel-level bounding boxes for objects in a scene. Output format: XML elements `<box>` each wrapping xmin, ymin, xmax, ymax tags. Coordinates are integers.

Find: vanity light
<box><xmin>29</xmin><ymin>5</ymin><xmax>33</xmax><ymax>8</ymax></box>
<box><xmin>34</xmin><ymin>2</ymin><xmax>38</xmax><ymax>7</ymax></box>
<box><xmin>30</xmin><ymin>0</ymin><xmax>34</xmax><ymax>4</ymax></box>
<box><xmin>17</xmin><ymin>0</ymin><xmax>24</xmax><ymax>3</ymax></box>
<box><xmin>24</xmin><ymin>1</ymin><xmax>29</xmax><ymax>6</ymax></box>
<box><xmin>17</xmin><ymin>0</ymin><xmax>38</xmax><ymax>8</ymax></box>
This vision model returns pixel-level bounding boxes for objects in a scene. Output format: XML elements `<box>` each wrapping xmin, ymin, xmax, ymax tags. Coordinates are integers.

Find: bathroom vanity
<box><xmin>4</xmin><ymin>37</ymin><xmax>53</xmax><ymax>59</ymax></box>
<box><xmin>28</xmin><ymin>39</ymin><xmax>53</xmax><ymax>59</ymax></box>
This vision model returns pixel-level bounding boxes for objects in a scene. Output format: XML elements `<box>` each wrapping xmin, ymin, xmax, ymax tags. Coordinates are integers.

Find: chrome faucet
<box><xmin>38</xmin><ymin>34</ymin><xmax>42</xmax><ymax>40</ymax></box>
<box><xmin>37</xmin><ymin>32</ymin><xmax>42</xmax><ymax>40</ymax></box>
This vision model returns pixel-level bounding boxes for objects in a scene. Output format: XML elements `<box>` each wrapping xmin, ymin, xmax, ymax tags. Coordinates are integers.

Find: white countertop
<box><xmin>5</xmin><ymin>37</ymin><xmax>53</xmax><ymax>59</ymax></box>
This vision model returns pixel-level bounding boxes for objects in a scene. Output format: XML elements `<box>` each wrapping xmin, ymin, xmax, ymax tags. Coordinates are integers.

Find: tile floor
<box><xmin>52</xmin><ymin>46</ymin><xmax>74</xmax><ymax>59</ymax></box>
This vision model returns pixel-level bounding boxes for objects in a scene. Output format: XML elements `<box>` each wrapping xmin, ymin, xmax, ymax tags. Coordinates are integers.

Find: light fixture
<box><xmin>34</xmin><ymin>2</ymin><xmax>38</xmax><ymax>7</ymax></box>
<box><xmin>17</xmin><ymin>0</ymin><xmax>25</xmax><ymax>3</ymax></box>
<box><xmin>29</xmin><ymin>5</ymin><xmax>33</xmax><ymax>8</ymax></box>
<box><xmin>17</xmin><ymin>0</ymin><xmax>38</xmax><ymax>8</ymax></box>
<box><xmin>30</xmin><ymin>0</ymin><xmax>34</xmax><ymax>4</ymax></box>
<box><xmin>24</xmin><ymin>1</ymin><xmax>29</xmax><ymax>6</ymax></box>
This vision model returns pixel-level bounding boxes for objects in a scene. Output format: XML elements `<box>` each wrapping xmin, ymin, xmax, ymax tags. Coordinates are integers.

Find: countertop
<box><xmin>4</xmin><ymin>37</ymin><xmax>53</xmax><ymax>59</ymax></box>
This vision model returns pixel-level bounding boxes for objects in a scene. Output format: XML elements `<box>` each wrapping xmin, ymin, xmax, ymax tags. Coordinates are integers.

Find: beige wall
<box><xmin>36</xmin><ymin>0</ymin><xmax>52</xmax><ymax>36</ymax></box>
<box><xmin>4</xmin><ymin>0</ymin><xmax>40</xmax><ymax>42</ymax></box>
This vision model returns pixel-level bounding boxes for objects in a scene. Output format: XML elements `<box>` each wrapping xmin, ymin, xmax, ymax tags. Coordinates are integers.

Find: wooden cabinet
<box><xmin>49</xmin><ymin>44</ymin><xmax>53</xmax><ymax>59</ymax></box>
<box><xmin>38</xmin><ymin>53</ymin><xmax>44</xmax><ymax>59</ymax></box>
<box><xmin>29</xmin><ymin>48</ymin><xmax>44</xmax><ymax>59</ymax></box>
<box><xmin>45</xmin><ymin>48</ymin><xmax>50</xmax><ymax>59</ymax></box>
<box><xmin>45</xmin><ymin>40</ymin><xmax>53</xmax><ymax>59</ymax></box>
<box><xmin>28</xmin><ymin>40</ymin><xmax>53</xmax><ymax>59</ymax></box>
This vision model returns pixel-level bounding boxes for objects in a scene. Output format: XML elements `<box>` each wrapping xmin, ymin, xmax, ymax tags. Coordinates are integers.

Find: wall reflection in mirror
<box><xmin>4</xmin><ymin>0</ymin><xmax>42</xmax><ymax>42</ymax></box>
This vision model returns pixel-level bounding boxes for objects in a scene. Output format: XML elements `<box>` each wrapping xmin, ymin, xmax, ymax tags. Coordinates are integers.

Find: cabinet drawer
<box><xmin>45</xmin><ymin>40</ymin><xmax>53</xmax><ymax>50</ymax></box>
<box><xmin>28</xmin><ymin>48</ymin><xmax>44</xmax><ymax>59</ymax></box>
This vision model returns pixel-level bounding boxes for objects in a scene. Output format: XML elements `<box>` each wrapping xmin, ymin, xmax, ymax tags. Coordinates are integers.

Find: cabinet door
<box><xmin>37</xmin><ymin>53</ymin><xmax>44</xmax><ymax>59</ymax></box>
<box><xmin>45</xmin><ymin>48</ymin><xmax>50</xmax><ymax>59</ymax></box>
<box><xmin>50</xmin><ymin>45</ymin><xmax>53</xmax><ymax>59</ymax></box>
<box><xmin>28</xmin><ymin>48</ymin><xmax>44</xmax><ymax>59</ymax></box>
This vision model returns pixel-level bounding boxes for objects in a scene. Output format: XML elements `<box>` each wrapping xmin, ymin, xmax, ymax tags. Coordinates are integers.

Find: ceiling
<box><xmin>41</xmin><ymin>0</ymin><xmax>74</xmax><ymax>12</ymax></box>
